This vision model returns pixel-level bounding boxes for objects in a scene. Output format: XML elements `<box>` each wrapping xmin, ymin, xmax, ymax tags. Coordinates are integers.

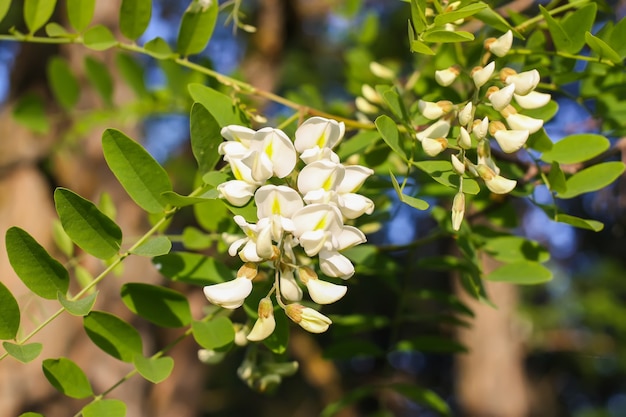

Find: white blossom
<box><xmin>435</xmin><ymin>66</ymin><xmax>460</xmax><ymax>86</ymax></box>
<box><xmin>514</xmin><ymin>91</ymin><xmax>551</xmax><ymax>109</ymax></box>
<box><xmin>505</xmin><ymin>69</ymin><xmax>540</xmax><ymax>95</ymax></box>
<box><xmin>285</xmin><ymin>304</ymin><xmax>332</xmax><ymax>333</ymax></box>
<box><xmin>471</xmin><ymin>61</ymin><xmax>495</xmax><ymax>88</ymax></box>
<box><xmin>203</xmin><ymin>277</ymin><xmax>253</xmax><ymax>309</ymax></box>
<box><xmin>247</xmin><ymin>298</ymin><xmax>276</xmax><ymax>341</ymax></box>
<box><xmin>486</xmin><ymin>30</ymin><xmax>513</xmax><ymax>57</ymax></box>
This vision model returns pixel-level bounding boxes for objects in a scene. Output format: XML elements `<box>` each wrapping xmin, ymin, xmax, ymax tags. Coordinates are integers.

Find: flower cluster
<box><xmin>416</xmin><ymin>30</ymin><xmax>550</xmax><ymax>230</ymax></box>
<box><xmin>203</xmin><ymin>117</ymin><xmax>374</xmax><ymax>340</ymax></box>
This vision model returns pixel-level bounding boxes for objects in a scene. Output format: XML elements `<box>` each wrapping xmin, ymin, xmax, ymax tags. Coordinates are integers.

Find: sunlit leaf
<box><xmin>82</xmin><ymin>399</ymin><xmax>126</xmax><ymax>417</ymax></box>
<box><xmin>539</xmin><ymin>5</ymin><xmax>572</xmax><ymax>52</ymax></box>
<box><xmin>83</xmin><ymin>25</ymin><xmax>117</xmax><ymax>51</ymax></box>
<box><xmin>557</xmin><ymin>161</ymin><xmax>625</xmax><ymax>199</ymax></box>
<box><xmin>42</xmin><ymin>357</ymin><xmax>93</xmax><ymax>398</ymax></box>
<box><xmin>546</xmin><ymin>161</ymin><xmax>567</xmax><ymax>194</ymax></box>
<box><xmin>413</xmin><ymin>160</ymin><xmax>480</xmax><ymax>195</ymax></box>
<box><xmin>188</xmin><ymin>83</ymin><xmax>246</xmax><ymax>126</ymax></box>
<box><xmin>144</xmin><ymin>37</ymin><xmax>174</xmax><ymax>59</ymax></box>
<box><xmin>0</xmin><ymin>282</ymin><xmax>20</xmax><ymax>340</ymax></box>
<box><xmin>129</xmin><ymin>236</ymin><xmax>172</xmax><ymax>257</ymax></box>
<box><xmin>561</xmin><ymin>3</ymin><xmax>597</xmax><ymax>54</ymax></box>
<box><xmin>6</xmin><ymin>227</ymin><xmax>70</xmax><ymax>299</ymax></box>
<box><xmin>434</xmin><ymin>3</ymin><xmax>487</xmax><ymax>26</ymax></box>
<box><xmin>83</xmin><ymin>311</ymin><xmax>143</xmax><ymax>362</ymax></box>
<box><xmin>54</xmin><ymin>188</ymin><xmax>122</xmax><ymax>259</ymax></box>
<box><xmin>0</xmin><ymin>0</ymin><xmax>10</xmax><ymax>24</ymax></box>
<box><xmin>483</xmin><ymin>236</ymin><xmax>550</xmax><ymax>263</ymax></box>
<box><xmin>24</xmin><ymin>0</ymin><xmax>57</xmax><ymax>34</ymax></box>
<box><xmin>84</xmin><ymin>56</ymin><xmax>114</xmax><ymax>106</ymax></box>
<box><xmin>485</xmin><ymin>260</ymin><xmax>553</xmax><ymax>284</ymax></box>
<box><xmin>375</xmin><ymin>115</ymin><xmax>406</xmax><ymax>159</ymax></box>
<box><xmin>47</xmin><ymin>57</ymin><xmax>80</xmax><ymax>111</ymax></box>
<box><xmin>191</xmin><ymin>103</ymin><xmax>222</xmax><ymax>174</ymax></box>
<box><xmin>423</xmin><ymin>30</ymin><xmax>474</xmax><ymax>43</ymax></box>
<box><xmin>67</xmin><ymin>0</ymin><xmax>95</xmax><ymax>32</ymax></box>
<box><xmin>541</xmin><ymin>134</ymin><xmax>609</xmax><ymax>164</ymax></box>
<box><xmin>585</xmin><ymin>32</ymin><xmax>622</xmax><ymax>64</ymax></box>
<box><xmin>121</xmin><ymin>283</ymin><xmax>191</xmax><ymax>328</ymax></box>
<box><xmin>389</xmin><ymin>171</ymin><xmax>429</xmax><ymax>210</ymax></box>
<box><xmin>133</xmin><ymin>355</ymin><xmax>174</xmax><ymax>384</ymax></box>
<box><xmin>555</xmin><ymin>214</ymin><xmax>603</xmax><ymax>232</ymax></box>
<box><xmin>102</xmin><ymin>129</ymin><xmax>173</xmax><ymax>213</ymax></box>
<box><xmin>119</xmin><ymin>0</ymin><xmax>151</xmax><ymax>40</ymax></box>
<box><xmin>177</xmin><ymin>0</ymin><xmax>219</xmax><ymax>56</ymax></box>
<box><xmin>58</xmin><ymin>291</ymin><xmax>98</xmax><ymax>316</ymax></box>
<box><xmin>45</xmin><ymin>22</ymin><xmax>72</xmax><ymax>37</ymax></box>
<box><xmin>3</xmin><ymin>342</ymin><xmax>42</xmax><ymax>363</ymax></box>
<box><xmin>192</xmin><ymin>317</ymin><xmax>235</xmax><ymax>351</ymax></box>
<box><xmin>154</xmin><ymin>252</ymin><xmax>233</xmax><ymax>285</ymax></box>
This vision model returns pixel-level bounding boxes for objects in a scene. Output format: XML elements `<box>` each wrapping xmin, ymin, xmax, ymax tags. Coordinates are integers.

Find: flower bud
<box><xmin>370</xmin><ymin>61</ymin><xmax>395</xmax><ymax>80</ymax></box>
<box><xmin>435</xmin><ymin>66</ymin><xmax>460</xmax><ymax>86</ymax></box>
<box><xmin>203</xmin><ymin>276</ymin><xmax>253</xmax><ymax>309</ymax></box>
<box><xmin>487</xmin><ymin>84</ymin><xmax>515</xmax><ymax>111</ymax></box>
<box><xmin>485</xmin><ymin>30</ymin><xmax>513</xmax><ymax>57</ymax></box>
<box><xmin>477</xmin><ymin>165</ymin><xmax>517</xmax><ymax>194</ymax></box>
<box><xmin>422</xmin><ymin>137</ymin><xmax>448</xmax><ymax>157</ymax></box>
<box><xmin>198</xmin><ymin>349</ymin><xmax>226</xmax><ymax>364</ymax></box>
<box><xmin>416</xmin><ymin>120</ymin><xmax>451</xmax><ymax>142</ymax></box>
<box><xmin>471</xmin><ymin>61</ymin><xmax>495</xmax><ymax>88</ymax></box>
<box><xmin>451</xmin><ymin>192</ymin><xmax>465</xmax><ymax>231</ymax></box>
<box><xmin>355</xmin><ymin>97</ymin><xmax>379</xmax><ymax>114</ymax></box>
<box><xmin>418</xmin><ymin>100</ymin><xmax>453</xmax><ymax>120</ymax></box>
<box><xmin>458</xmin><ymin>127</ymin><xmax>472</xmax><ymax>149</ymax></box>
<box><xmin>505</xmin><ymin>69</ymin><xmax>540</xmax><ymax>96</ymax></box>
<box><xmin>458</xmin><ymin>102</ymin><xmax>473</xmax><ymax>126</ymax></box>
<box><xmin>472</xmin><ymin>117</ymin><xmax>489</xmax><ymax>140</ymax></box>
<box><xmin>514</xmin><ymin>91</ymin><xmax>551</xmax><ymax>109</ymax></box>
<box><xmin>361</xmin><ymin>84</ymin><xmax>382</xmax><ymax>104</ymax></box>
<box><xmin>247</xmin><ymin>298</ymin><xmax>276</xmax><ymax>341</ymax></box>
<box><xmin>505</xmin><ymin>113</ymin><xmax>543</xmax><ymax>134</ymax></box>
<box><xmin>305</xmin><ymin>276</ymin><xmax>347</xmax><ymax>305</ymax></box>
<box><xmin>285</xmin><ymin>304</ymin><xmax>332</xmax><ymax>333</ymax></box>
<box><xmin>493</xmin><ymin>129</ymin><xmax>529</xmax><ymax>153</ymax></box>
<box><xmin>279</xmin><ymin>267</ymin><xmax>303</xmax><ymax>301</ymax></box>
<box><xmin>234</xmin><ymin>323</ymin><xmax>250</xmax><ymax>346</ymax></box>
<box><xmin>451</xmin><ymin>154</ymin><xmax>465</xmax><ymax>174</ymax></box>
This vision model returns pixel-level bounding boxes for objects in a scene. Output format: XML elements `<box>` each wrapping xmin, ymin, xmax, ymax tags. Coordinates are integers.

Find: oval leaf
<box><xmin>153</xmin><ymin>252</ymin><xmax>233</xmax><ymax>285</ymax></box>
<box><xmin>129</xmin><ymin>236</ymin><xmax>172</xmax><ymax>257</ymax></box>
<box><xmin>0</xmin><ymin>282</ymin><xmax>20</xmax><ymax>340</ymax></box>
<box><xmin>133</xmin><ymin>355</ymin><xmax>174</xmax><ymax>383</ymax></box>
<box><xmin>555</xmin><ymin>214</ymin><xmax>604</xmax><ymax>232</ymax></box>
<box><xmin>3</xmin><ymin>341</ymin><xmax>43</xmax><ymax>363</ymax></box>
<box><xmin>119</xmin><ymin>0</ymin><xmax>152</xmax><ymax>40</ymax></box>
<box><xmin>413</xmin><ymin>160</ymin><xmax>481</xmax><ymax>195</ymax></box>
<box><xmin>102</xmin><ymin>129</ymin><xmax>173</xmax><ymax>213</ymax></box>
<box><xmin>6</xmin><ymin>227</ymin><xmax>69</xmax><ymax>299</ymax></box>
<box><xmin>121</xmin><ymin>283</ymin><xmax>191</xmax><ymax>328</ymax></box>
<box><xmin>177</xmin><ymin>0</ymin><xmax>219</xmax><ymax>56</ymax></box>
<box><xmin>82</xmin><ymin>399</ymin><xmax>126</xmax><ymax>417</ymax></box>
<box><xmin>485</xmin><ymin>260</ymin><xmax>553</xmax><ymax>284</ymax></box>
<box><xmin>541</xmin><ymin>134</ymin><xmax>610</xmax><ymax>164</ymax></box>
<box><xmin>0</xmin><ymin>0</ymin><xmax>10</xmax><ymax>24</ymax></box>
<box><xmin>191</xmin><ymin>103</ymin><xmax>222</xmax><ymax>175</ymax></box>
<box><xmin>85</xmin><ymin>56</ymin><xmax>114</xmax><ymax>106</ymax></box>
<box><xmin>58</xmin><ymin>291</ymin><xmax>98</xmax><ymax>316</ymax></box>
<box><xmin>558</xmin><ymin>161</ymin><xmax>625</xmax><ymax>199</ymax></box>
<box><xmin>188</xmin><ymin>83</ymin><xmax>246</xmax><ymax>127</ymax></box>
<box><xmin>83</xmin><ymin>25</ymin><xmax>117</xmax><ymax>51</ymax></box>
<box><xmin>54</xmin><ymin>188</ymin><xmax>122</xmax><ymax>259</ymax></box>
<box><xmin>67</xmin><ymin>0</ymin><xmax>95</xmax><ymax>32</ymax></box>
<box><xmin>423</xmin><ymin>30</ymin><xmax>474</xmax><ymax>43</ymax></box>
<box><xmin>144</xmin><ymin>36</ymin><xmax>174</xmax><ymax>59</ymax></box>
<box><xmin>42</xmin><ymin>357</ymin><xmax>93</xmax><ymax>398</ymax></box>
<box><xmin>47</xmin><ymin>57</ymin><xmax>80</xmax><ymax>111</ymax></box>
<box><xmin>375</xmin><ymin>115</ymin><xmax>406</xmax><ymax>159</ymax></box>
<box><xmin>24</xmin><ymin>0</ymin><xmax>57</xmax><ymax>34</ymax></box>
<box><xmin>115</xmin><ymin>52</ymin><xmax>148</xmax><ymax>98</ymax></box>
<box><xmin>83</xmin><ymin>311</ymin><xmax>143</xmax><ymax>362</ymax></box>
<box><xmin>192</xmin><ymin>317</ymin><xmax>235</xmax><ymax>351</ymax></box>
<box><xmin>483</xmin><ymin>236</ymin><xmax>549</xmax><ymax>263</ymax></box>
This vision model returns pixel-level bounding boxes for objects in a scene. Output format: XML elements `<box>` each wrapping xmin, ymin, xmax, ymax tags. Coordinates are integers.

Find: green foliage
<box><xmin>133</xmin><ymin>355</ymin><xmax>174</xmax><ymax>383</ymax></box>
<box><xmin>0</xmin><ymin>0</ymin><xmax>10</xmax><ymax>24</ymax></box>
<box><xmin>67</xmin><ymin>0</ymin><xmax>95</xmax><ymax>32</ymax></box>
<box><xmin>58</xmin><ymin>291</ymin><xmax>98</xmax><ymax>316</ymax></box>
<box><xmin>557</xmin><ymin>161</ymin><xmax>625</xmax><ymax>199</ymax></box>
<box><xmin>42</xmin><ymin>357</ymin><xmax>94</xmax><ymax>398</ymax></box>
<box><xmin>485</xmin><ymin>261</ymin><xmax>553</xmax><ymax>285</ymax></box>
<box><xmin>192</xmin><ymin>317</ymin><xmax>235</xmax><ymax>351</ymax></box>
<box><xmin>3</xmin><ymin>342</ymin><xmax>43</xmax><ymax>363</ymax></box>
<box><xmin>82</xmin><ymin>399</ymin><xmax>126</xmax><ymax>417</ymax></box>
<box><xmin>177</xmin><ymin>0</ymin><xmax>219</xmax><ymax>56</ymax></box>
<box><xmin>23</xmin><ymin>0</ymin><xmax>56</xmax><ymax>34</ymax></box>
<box><xmin>120</xmin><ymin>283</ymin><xmax>191</xmax><ymax>328</ymax></box>
<box><xmin>84</xmin><ymin>56</ymin><xmax>114</xmax><ymax>106</ymax></box>
<box><xmin>0</xmin><ymin>282</ymin><xmax>20</xmax><ymax>340</ymax></box>
<box><xmin>154</xmin><ymin>252</ymin><xmax>232</xmax><ymax>285</ymax></box>
<box><xmin>190</xmin><ymin>103</ymin><xmax>223</xmax><ymax>175</ymax></box>
<box><xmin>83</xmin><ymin>25</ymin><xmax>117</xmax><ymax>50</ymax></box>
<box><xmin>129</xmin><ymin>236</ymin><xmax>172</xmax><ymax>257</ymax></box>
<box><xmin>12</xmin><ymin>93</ymin><xmax>48</xmax><ymax>133</ymax></box>
<box><xmin>119</xmin><ymin>0</ymin><xmax>152</xmax><ymax>41</ymax></box>
<box><xmin>83</xmin><ymin>311</ymin><xmax>143</xmax><ymax>362</ymax></box>
<box><xmin>5</xmin><ymin>227</ymin><xmax>70</xmax><ymax>299</ymax></box>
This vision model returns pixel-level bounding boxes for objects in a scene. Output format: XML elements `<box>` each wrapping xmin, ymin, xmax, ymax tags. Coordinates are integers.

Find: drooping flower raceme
<box><xmin>203</xmin><ymin>117</ymin><xmax>373</xmax><ymax>339</ymax></box>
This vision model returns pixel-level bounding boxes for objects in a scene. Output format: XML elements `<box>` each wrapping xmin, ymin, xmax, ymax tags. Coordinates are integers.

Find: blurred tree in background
<box><xmin>0</xmin><ymin>1</ymin><xmax>625</xmax><ymax>417</ymax></box>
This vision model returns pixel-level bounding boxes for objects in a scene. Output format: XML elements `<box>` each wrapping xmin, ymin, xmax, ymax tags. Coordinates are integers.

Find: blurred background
<box><xmin>1</xmin><ymin>0</ymin><xmax>626</xmax><ymax>416</ymax></box>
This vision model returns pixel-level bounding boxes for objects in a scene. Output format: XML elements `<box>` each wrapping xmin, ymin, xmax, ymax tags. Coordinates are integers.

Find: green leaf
<box><xmin>422</xmin><ymin>30</ymin><xmax>474</xmax><ymax>43</ymax></box>
<box><xmin>83</xmin><ymin>25</ymin><xmax>117</xmax><ymax>51</ymax></box>
<box><xmin>557</xmin><ymin>161</ymin><xmax>625</xmax><ymax>199</ymax></box>
<box><xmin>23</xmin><ymin>0</ymin><xmax>57</xmax><ymax>34</ymax></box>
<box><xmin>539</xmin><ymin>5</ymin><xmax>572</xmax><ymax>52</ymax></box>
<box><xmin>546</xmin><ymin>161</ymin><xmax>567</xmax><ymax>194</ymax></box>
<box><xmin>192</xmin><ymin>317</ymin><xmax>235</xmax><ymax>351</ymax></box>
<box><xmin>83</xmin><ymin>311</ymin><xmax>143</xmax><ymax>362</ymax></box>
<box><xmin>133</xmin><ymin>355</ymin><xmax>174</xmax><ymax>384</ymax></box>
<box><xmin>6</xmin><ymin>227</ymin><xmax>70</xmax><ymax>299</ymax></box>
<box><xmin>474</xmin><ymin>3</ymin><xmax>522</xmax><ymax>38</ymax></box>
<box><xmin>47</xmin><ymin>57</ymin><xmax>80</xmax><ymax>111</ymax></box>
<box><xmin>115</xmin><ymin>52</ymin><xmax>148</xmax><ymax>98</ymax></box>
<box><xmin>434</xmin><ymin>3</ymin><xmax>487</xmax><ymax>26</ymax></box>
<box><xmin>12</xmin><ymin>93</ymin><xmax>49</xmax><ymax>133</ymax></box>
<box><xmin>67</xmin><ymin>0</ymin><xmax>95</xmax><ymax>32</ymax></box>
<box><xmin>609</xmin><ymin>17</ymin><xmax>626</xmax><ymax>58</ymax></box>
<box><xmin>181</xmin><ymin>226</ymin><xmax>213</xmax><ymax>250</ymax></box>
<box><xmin>58</xmin><ymin>291</ymin><xmax>98</xmax><ymax>316</ymax></box>
<box><xmin>3</xmin><ymin>342</ymin><xmax>42</xmax><ymax>363</ymax></box>
<box><xmin>194</xmin><ymin>198</ymin><xmax>229</xmax><ymax>231</ymax></box>
<box><xmin>144</xmin><ymin>37</ymin><xmax>174</xmax><ymax>59</ymax></box>
<box><xmin>191</xmin><ymin>103</ymin><xmax>223</xmax><ymax>175</ymax></box>
<box><xmin>102</xmin><ymin>129</ymin><xmax>173</xmax><ymax>213</ymax></box>
<box><xmin>410</xmin><ymin>39</ymin><xmax>435</xmax><ymax>55</ymax></box>
<box><xmin>42</xmin><ymin>357</ymin><xmax>93</xmax><ymax>398</ymax></box>
<box><xmin>413</xmin><ymin>160</ymin><xmax>480</xmax><ymax>195</ymax></box>
<box><xmin>375</xmin><ymin>115</ymin><xmax>406</xmax><ymax>159</ymax></box>
<box><xmin>336</xmin><ymin>130</ymin><xmax>380</xmax><ymax>160</ymax></box>
<box><xmin>381</xmin><ymin>88</ymin><xmax>406</xmax><ymax>120</ymax></box>
<box><xmin>129</xmin><ymin>236</ymin><xmax>172</xmax><ymax>257</ymax></box>
<box><xmin>161</xmin><ymin>190</ymin><xmax>219</xmax><ymax>208</ymax></box>
<box><xmin>390</xmin><ymin>171</ymin><xmax>429</xmax><ymax>210</ymax></box>
<box><xmin>0</xmin><ymin>282</ymin><xmax>20</xmax><ymax>340</ymax></box>
<box><xmin>54</xmin><ymin>188</ymin><xmax>122</xmax><ymax>259</ymax></box>
<box><xmin>561</xmin><ymin>3</ymin><xmax>596</xmax><ymax>54</ymax></box>
<box><xmin>177</xmin><ymin>0</ymin><xmax>219</xmax><ymax>56</ymax></box>
<box><xmin>45</xmin><ymin>22</ymin><xmax>72</xmax><ymax>37</ymax></box>
<box><xmin>188</xmin><ymin>83</ymin><xmax>246</xmax><ymax>127</ymax></box>
<box><xmin>483</xmin><ymin>236</ymin><xmax>549</xmax><ymax>263</ymax></box>
<box><xmin>391</xmin><ymin>383</ymin><xmax>451</xmax><ymax>416</ymax></box>
<box><xmin>0</xmin><ymin>0</ymin><xmax>10</xmax><ymax>24</ymax></box>
<box><xmin>263</xmin><ymin>309</ymin><xmax>288</xmax><ymax>354</ymax></box>
<box><xmin>526</xmin><ymin>128</ymin><xmax>553</xmax><ymax>153</ymax></box>
<box><xmin>541</xmin><ymin>134</ymin><xmax>610</xmax><ymax>164</ymax></box>
<box><xmin>153</xmin><ymin>252</ymin><xmax>233</xmax><ymax>285</ymax></box>
<box><xmin>119</xmin><ymin>0</ymin><xmax>151</xmax><ymax>40</ymax></box>
<box><xmin>18</xmin><ymin>413</ymin><xmax>44</xmax><ymax>417</ymax></box>
<box><xmin>82</xmin><ymin>399</ymin><xmax>126</xmax><ymax>417</ymax></box>
<box><xmin>85</xmin><ymin>56</ymin><xmax>114</xmax><ymax>106</ymax></box>
<box><xmin>585</xmin><ymin>32</ymin><xmax>622</xmax><ymax>64</ymax></box>
<box><xmin>486</xmin><ymin>260</ymin><xmax>553</xmax><ymax>284</ymax></box>
<box><xmin>555</xmin><ymin>214</ymin><xmax>603</xmax><ymax>232</ymax></box>
<box><xmin>121</xmin><ymin>283</ymin><xmax>191</xmax><ymax>328</ymax></box>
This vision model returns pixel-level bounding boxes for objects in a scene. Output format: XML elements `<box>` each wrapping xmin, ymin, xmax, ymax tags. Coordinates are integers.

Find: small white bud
<box><xmin>416</xmin><ymin>120</ymin><xmax>451</xmax><ymax>142</ymax></box>
<box><xmin>505</xmin><ymin>113</ymin><xmax>543</xmax><ymax>134</ymax></box>
<box><xmin>471</xmin><ymin>62</ymin><xmax>495</xmax><ymax>88</ymax></box>
<box><xmin>451</xmin><ymin>154</ymin><xmax>465</xmax><ymax>174</ymax></box>
<box><xmin>487</xmin><ymin>84</ymin><xmax>516</xmax><ymax>111</ymax></box>
<box><xmin>435</xmin><ymin>66</ymin><xmax>460</xmax><ymax>86</ymax></box>
<box><xmin>355</xmin><ymin>96</ymin><xmax>379</xmax><ymax>114</ymax></box>
<box><xmin>422</xmin><ymin>137</ymin><xmax>448</xmax><ymax>157</ymax></box>
<box><xmin>477</xmin><ymin>165</ymin><xmax>517</xmax><ymax>194</ymax></box>
<box><xmin>458</xmin><ymin>127</ymin><xmax>472</xmax><ymax>149</ymax></box>
<box><xmin>451</xmin><ymin>192</ymin><xmax>465</xmax><ymax>231</ymax></box>
<box><xmin>485</xmin><ymin>30</ymin><xmax>513</xmax><ymax>57</ymax></box>
<box><xmin>472</xmin><ymin>117</ymin><xmax>489</xmax><ymax>140</ymax></box>
<box><xmin>493</xmin><ymin>129</ymin><xmax>529</xmax><ymax>153</ymax></box>
<box><xmin>285</xmin><ymin>304</ymin><xmax>332</xmax><ymax>333</ymax></box>
<box><xmin>247</xmin><ymin>298</ymin><xmax>276</xmax><ymax>342</ymax></box>
<box><xmin>505</xmin><ymin>69</ymin><xmax>541</xmax><ymax>96</ymax></box>
<box><xmin>369</xmin><ymin>61</ymin><xmax>395</xmax><ymax>80</ymax></box>
<box><xmin>418</xmin><ymin>100</ymin><xmax>453</xmax><ymax>120</ymax></box>
<box><xmin>361</xmin><ymin>84</ymin><xmax>382</xmax><ymax>104</ymax></box>
<box><xmin>458</xmin><ymin>102</ymin><xmax>473</xmax><ymax>126</ymax></box>
<box><xmin>514</xmin><ymin>91</ymin><xmax>551</xmax><ymax>109</ymax></box>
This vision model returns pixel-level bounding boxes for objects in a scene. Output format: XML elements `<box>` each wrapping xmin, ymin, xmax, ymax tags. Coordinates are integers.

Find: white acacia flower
<box><xmin>299</xmin><ymin>266</ymin><xmax>346</xmax><ymax>304</ymax></box>
<box><xmin>228</xmin><ymin>215</ymin><xmax>264</xmax><ymax>262</ymax></box>
<box><xmin>486</xmin><ymin>30</ymin><xmax>513</xmax><ymax>57</ymax></box>
<box><xmin>203</xmin><ymin>276</ymin><xmax>253</xmax><ymax>309</ymax></box>
<box><xmin>504</xmin><ymin>69</ymin><xmax>540</xmax><ymax>96</ymax></box>
<box><xmin>514</xmin><ymin>91</ymin><xmax>551</xmax><ymax>109</ymax></box>
<box><xmin>255</xmin><ymin>185</ymin><xmax>303</xmax><ymax>247</ymax></box>
<box><xmin>220</xmin><ymin>125</ymin><xmax>256</xmax><ymax>148</ymax></box>
<box><xmin>477</xmin><ymin>164</ymin><xmax>517</xmax><ymax>194</ymax></box>
<box><xmin>292</xmin><ymin>204</ymin><xmax>343</xmax><ymax>256</ymax></box>
<box><xmin>247</xmin><ymin>298</ymin><xmax>276</xmax><ymax>342</ymax></box>
<box><xmin>280</xmin><ymin>268</ymin><xmax>303</xmax><ymax>301</ymax></box>
<box><xmin>451</xmin><ymin>154</ymin><xmax>465</xmax><ymax>174</ymax></box>
<box><xmin>435</xmin><ymin>66</ymin><xmax>460</xmax><ymax>86</ymax></box>
<box><xmin>416</xmin><ymin>120</ymin><xmax>450</xmax><ymax>142</ymax></box>
<box><xmin>471</xmin><ymin>61</ymin><xmax>495</xmax><ymax>88</ymax></box>
<box><xmin>247</xmin><ymin>128</ymin><xmax>297</xmax><ymax>179</ymax></box>
<box><xmin>297</xmin><ymin>159</ymin><xmax>345</xmax><ymax>196</ymax></box>
<box><xmin>285</xmin><ymin>304</ymin><xmax>332</xmax><ymax>333</ymax></box>
<box><xmin>488</xmin><ymin>84</ymin><xmax>516</xmax><ymax>111</ymax></box>
<box><xmin>422</xmin><ymin>137</ymin><xmax>448</xmax><ymax>157</ymax></box>
<box><xmin>319</xmin><ymin>249</ymin><xmax>355</xmax><ymax>279</ymax></box>
<box><xmin>451</xmin><ymin>192</ymin><xmax>465</xmax><ymax>231</ymax></box>
<box><xmin>458</xmin><ymin>102</ymin><xmax>473</xmax><ymax>126</ymax></box>
<box><xmin>493</xmin><ymin>129</ymin><xmax>529</xmax><ymax>153</ymax></box>
<box><xmin>504</xmin><ymin>112</ymin><xmax>543</xmax><ymax>134</ymax></box>
<box><xmin>418</xmin><ymin>100</ymin><xmax>453</xmax><ymax>120</ymax></box>
<box><xmin>361</xmin><ymin>84</ymin><xmax>382</xmax><ymax>104</ymax></box>
<box><xmin>472</xmin><ymin>117</ymin><xmax>489</xmax><ymax>140</ymax></box>
<box><xmin>458</xmin><ymin>127</ymin><xmax>472</xmax><ymax>149</ymax></box>
<box><xmin>295</xmin><ymin>116</ymin><xmax>345</xmax><ymax>155</ymax></box>
<box><xmin>218</xmin><ymin>180</ymin><xmax>258</xmax><ymax>207</ymax></box>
